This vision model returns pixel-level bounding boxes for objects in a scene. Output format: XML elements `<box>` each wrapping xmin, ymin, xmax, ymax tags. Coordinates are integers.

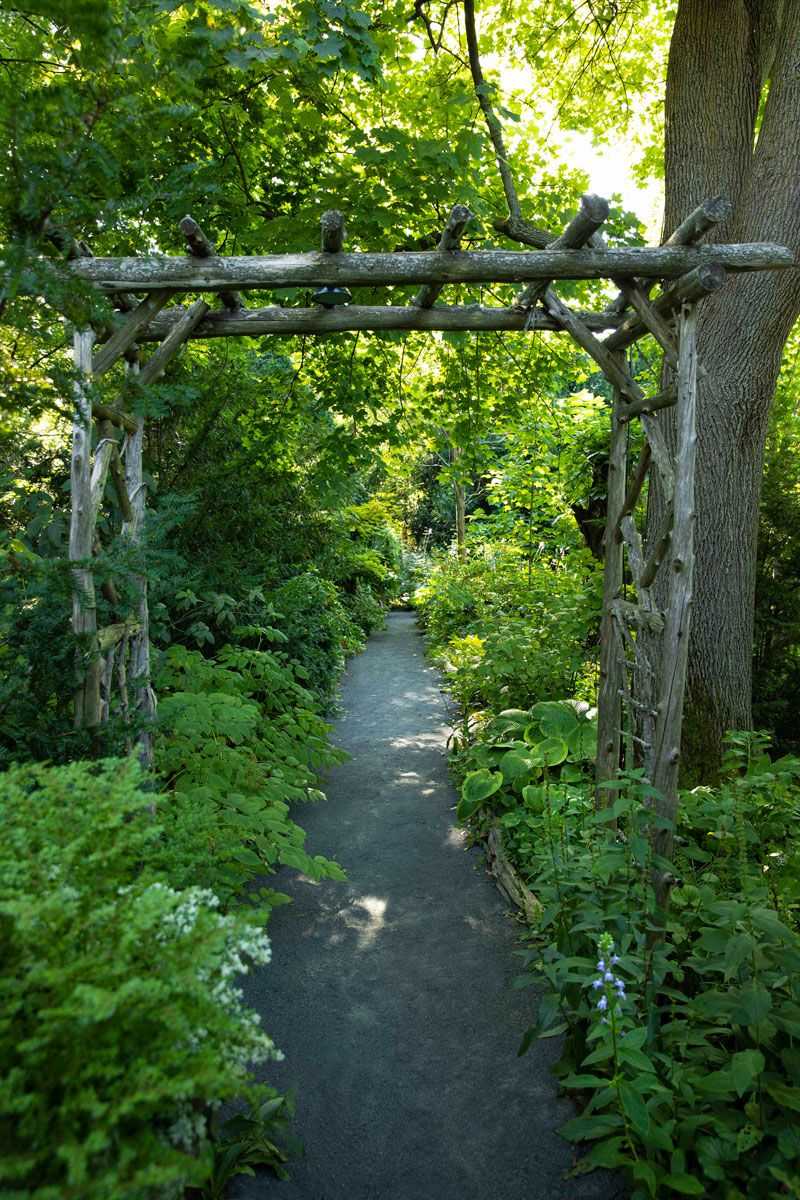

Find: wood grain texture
<box><xmin>132</xmin><ymin>302</ymin><xmax>624</xmax><ymax>341</ymax></box>
<box><xmin>69</xmin><ymin>243</ymin><xmax>793</xmax><ymax>292</ymax></box>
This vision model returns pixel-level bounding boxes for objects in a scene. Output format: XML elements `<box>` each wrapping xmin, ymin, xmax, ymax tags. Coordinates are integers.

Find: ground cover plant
<box><xmin>0</xmin><ymin>758</ymin><xmax>286</xmax><ymax>1199</ymax></box>
<box><xmin>420</xmin><ymin>553</ymin><xmax>800</xmax><ymax>1196</ymax></box>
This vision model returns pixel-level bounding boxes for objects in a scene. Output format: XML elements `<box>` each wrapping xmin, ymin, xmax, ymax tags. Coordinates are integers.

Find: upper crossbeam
<box><xmin>69</xmin><ymin>242</ymin><xmax>793</xmax><ymax>294</ymax></box>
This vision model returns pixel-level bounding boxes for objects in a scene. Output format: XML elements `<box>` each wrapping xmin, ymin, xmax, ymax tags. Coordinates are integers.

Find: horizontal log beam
<box><xmin>92</xmin><ymin>402</ymin><xmax>138</xmax><ymax>435</ymax></box>
<box><xmin>67</xmin><ymin>243</ymin><xmax>794</xmax><ymax>293</ymax></box>
<box><xmin>127</xmin><ymin>303</ymin><xmax>625</xmax><ymax>342</ymax></box>
<box><xmin>44</xmin><ymin>218</ymin><xmax>139</xmax><ymax>321</ymax></box>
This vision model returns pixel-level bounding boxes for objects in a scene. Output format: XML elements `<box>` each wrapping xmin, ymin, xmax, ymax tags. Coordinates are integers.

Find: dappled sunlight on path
<box><xmin>235</xmin><ymin>612</ymin><xmax>622</xmax><ymax>1200</ymax></box>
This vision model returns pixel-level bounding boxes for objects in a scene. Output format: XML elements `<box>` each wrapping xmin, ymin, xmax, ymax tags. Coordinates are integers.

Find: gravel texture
<box><xmin>234</xmin><ymin>611</ymin><xmax>622</xmax><ymax>1200</ymax></box>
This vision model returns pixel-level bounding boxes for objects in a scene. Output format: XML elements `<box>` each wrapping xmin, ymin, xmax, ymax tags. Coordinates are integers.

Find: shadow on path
<box><xmin>234</xmin><ymin>612</ymin><xmax>621</xmax><ymax>1200</ymax></box>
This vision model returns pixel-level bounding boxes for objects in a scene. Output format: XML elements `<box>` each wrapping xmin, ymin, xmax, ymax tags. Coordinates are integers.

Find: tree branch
<box><xmin>462</xmin><ymin>0</ymin><xmax>521</xmax><ymax>220</ymax></box>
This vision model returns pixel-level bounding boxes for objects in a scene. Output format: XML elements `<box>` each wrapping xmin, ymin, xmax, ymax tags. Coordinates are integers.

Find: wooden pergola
<box><xmin>59</xmin><ymin>194</ymin><xmax>792</xmax><ymax>897</ymax></box>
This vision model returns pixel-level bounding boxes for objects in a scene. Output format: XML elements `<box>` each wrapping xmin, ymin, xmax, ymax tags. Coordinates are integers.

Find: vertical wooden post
<box><xmin>651</xmin><ymin>303</ymin><xmax>698</xmax><ymax>904</ymax></box>
<box><xmin>595</xmin><ymin>377</ymin><xmax>627</xmax><ymax>805</ymax></box>
<box><xmin>122</xmin><ymin>358</ymin><xmax>157</xmax><ymax>768</ymax></box>
<box><xmin>69</xmin><ymin>329</ymin><xmax>103</xmax><ymax>728</ymax></box>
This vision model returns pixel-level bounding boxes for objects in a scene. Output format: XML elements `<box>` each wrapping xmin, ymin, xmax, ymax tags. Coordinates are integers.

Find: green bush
<box><xmin>415</xmin><ymin>546</ymin><xmax>601</xmax><ymax>722</ymax></box>
<box><xmin>0</xmin><ymin>758</ymin><xmax>286</xmax><ymax>1200</ymax></box>
<box><xmin>269</xmin><ymin>571</ymin><xmax>363</xmax><ymax>706</ymax></box>
<box><xmin>456</xmin><ymin>733</ymin><xmax>800</xmax><ymax>1198</ymax></box>
<box><xmin>155</xmin><ymin>643</ymin><xmax>347</xmax><ymax>902</ymax></box>
<box><xmin>317</xmin><ymin>500</ymin><xmax>402</xmax><ymax>602</ymax></box>
<box><xmin>342</xmin><ymin>580</ymin><xmax>387</xmax><ymax>638</ymax></box>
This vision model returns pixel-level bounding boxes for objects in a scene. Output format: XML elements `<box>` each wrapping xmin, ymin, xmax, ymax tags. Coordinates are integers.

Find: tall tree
<box><xmin>662</xmin><ymin>0</ymin><xmax>800</xmax><ymax>775</ymax></box>
<box><xmin>434</xmin><ymin>0</ymin><xmax>800</xmax><ymax>778</ymax></box>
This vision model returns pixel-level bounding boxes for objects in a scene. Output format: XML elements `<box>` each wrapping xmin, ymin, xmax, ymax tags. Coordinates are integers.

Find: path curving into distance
<box><xmin>235</xmin><ymin>611</ymin><xmax>622</xmax><ymax>1200</ymax></box>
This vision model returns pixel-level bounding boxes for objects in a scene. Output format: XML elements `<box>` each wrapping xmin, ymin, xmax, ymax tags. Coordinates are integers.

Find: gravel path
<box><xmin>234</xmin><ymin>611</ymin><xmax>621</xmax><ymax>1200</ymax></box>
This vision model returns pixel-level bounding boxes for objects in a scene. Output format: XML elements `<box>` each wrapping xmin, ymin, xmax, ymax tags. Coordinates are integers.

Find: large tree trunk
<box><xmin>660</xmin><ymin>0</ymin><xmax>800</xmax><ymax>778</ymax></box>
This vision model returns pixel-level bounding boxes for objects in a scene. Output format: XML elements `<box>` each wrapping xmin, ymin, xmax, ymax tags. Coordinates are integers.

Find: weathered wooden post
<box><xmin>651</xmin><ymin>303</ymin><xmax>698</xmax><ymax>909</ymax></box>
<box><xmin>122</xmin><ymin>358</ymin><xmax>157</xmax><ymax>768</ymax></box>
<box><xmin>69</xmin><ymin>329</ymin><xmax>103</xmax><ymax>728</ymax></box>
<box><xmin>595</xmin><ymin>379</ymin><xmax>627</xmax><ymax>805</ymax></box>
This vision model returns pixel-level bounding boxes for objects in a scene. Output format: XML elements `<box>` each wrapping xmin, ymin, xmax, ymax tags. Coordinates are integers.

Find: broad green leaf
<box><xmin>566</xmin><ymin>719</ymin><xmax>597</xmax><ymax>761</ymax></box>
<box><xmin>559</xmin><ymin>1113</ymin><xmax>624</xmax><ymax>1142</ymax></box>
<box><xmin>457</xmin><ymin>769</ymin><xmax>503</xmax><ymax>820</ymax></box>
<box><xmin>529</xmin><ymin>736</ymin><xmax>568</xmax><ymax>768</ymax></box>
<box><xmin>730</xmin><ymin>1049</ymin><xmax>765</xmax><ymax>1096</ymax></box>
<box><xmin>522</xmin><ymin>784</ymin><xmax>545</xmax><ymax>813</ymax></box>
<box><xmin>530</xmin><ymin>701</ymin><xmax>579</xmax><ymax>738</ymax></box>
<box><xmin>724</xmin><ymin>932</ymin><xmax>755</xmax><ymax>979</ymax></box>
<box><xmin>583</xmin><ymin>1137</ymin><xmax>628</xmax><ymax>1169</ymax></box>
<box><xmin>617</xmin><ymin>1044</ymin><xmax>656</xmax><ymax>1074</ymax></box>
<box><xmin>619</xmin><ymin>1080</ymin><xmax>650</xmax><ymax>1135</ymax></box>
<box><xmin>766</xmin><ymin>1082</ymin><xmax>800</xmax><ymax>1112</ymax></box>
<box><xmin>631</xmin><ymin>1160</ymin><xmax>658</xmax><ymax>1197</ymax></box>
<box><xmin>662</xmin><ymin>1174</ymin><xmax>705</xmax><ymax>1195</ymax></box>
<box><xmin>499</xmin><ymin>750</ymin><xmax>535</xmax><ymax>783</ymax></box>
<box><xmin>733</xmin><ymin>983</ymin><xmax>772</xmax><ymax>1026</ymax></box>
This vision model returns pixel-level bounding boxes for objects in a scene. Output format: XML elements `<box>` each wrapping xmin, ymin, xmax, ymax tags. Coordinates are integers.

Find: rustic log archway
<box><xmin>57</xmin><ymin>195</ymin><xmax>792</xmax><ymax>908</ymax></box>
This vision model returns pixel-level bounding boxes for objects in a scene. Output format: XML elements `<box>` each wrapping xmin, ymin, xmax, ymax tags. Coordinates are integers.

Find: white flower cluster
<box><xmin>153</xmin><ymin>884</ymin><xmax>222</xmax><ymax>943</ymax></box>
<box><xmin>146</xmin><ymin>882</ymin><xmax>283</xmax><ymax>1073</ymax></box>
<box><xmin>166</xmin><ymin>1106</ymin><xmax>207</xmax><ymax>1152</ymax></box>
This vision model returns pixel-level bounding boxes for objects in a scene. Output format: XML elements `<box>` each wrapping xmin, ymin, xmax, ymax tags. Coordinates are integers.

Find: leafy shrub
<box><xmin>397</xmin><ymin>547</ymin><xmax>431</xmax><ymax>603</ymax></box>
<box><xmin>456</xmin><ymin>735</ymin><xmax>800</xmax><ymax>1198</ymax></box>
<box><xmin>342</xmin><ymin>580</ymin><xmax>387</xmax><ymax>638</ymax></box>
<box><xmin>0</xmin><ymin>546</ymin><xmax>76</xmax><ymax>764</ymax></box>
<box><xmin>455</xmin><ymin>700</ymin><xmax>597</xmax><ymax>852</ymax></box>
<box><xmin>416</xmin><ymin>546</ymin><xmax>601</xmax><ymax>721</ymax></box>
<box><xmin>0</xmin><ymin>758</ymin><xmax>288</xmax><ymax>1200</ymax></box>
<box><xmin>155</xmin><ymin>643</ymin><xmax>347</xmax><ymax>902</ymax></box>
<box><xmin>318</xmin><ymin>500</ymin><xmax>402</xmax><ymax>601</ymax></box>
<box><xmin>269</xmin><ymin>571</ymin><xmax>363</xmax><ymax>706</ymax></box>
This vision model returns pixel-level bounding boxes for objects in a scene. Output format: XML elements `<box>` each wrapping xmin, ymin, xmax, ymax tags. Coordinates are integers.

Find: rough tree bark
<box><xmin>658</xmin><ymin>0</ymin><xmax>800</xmax><ymax>779</ymax></box>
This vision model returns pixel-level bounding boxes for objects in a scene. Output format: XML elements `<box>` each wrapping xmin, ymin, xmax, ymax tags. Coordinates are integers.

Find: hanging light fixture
<box><xmin>312</xmin><ymin>284</ymin><xmax>352</xmax><ymax>307</ymax></box>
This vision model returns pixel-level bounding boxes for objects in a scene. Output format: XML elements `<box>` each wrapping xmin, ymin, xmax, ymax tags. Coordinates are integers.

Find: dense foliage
<box><xmin>414</xmin><ymin>414</ymin><xmax>800</xmax><ymax>1194</ymax></box>
<box><xmin>0</xmin><ymin>758</ymin><xmax>287</xmax><ymax>1199</ymax></box>
<box><xmin>2</xmin><ymin>0</ymin><xmax>800</xmax><ymax>1195</ymax></box>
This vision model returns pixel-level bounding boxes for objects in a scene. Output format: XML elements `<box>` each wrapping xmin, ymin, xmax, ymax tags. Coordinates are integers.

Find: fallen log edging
<box><xmin>485</xmin><ymin>824</ymin><xmax>542</xmax><ymax>923</ymax></box>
